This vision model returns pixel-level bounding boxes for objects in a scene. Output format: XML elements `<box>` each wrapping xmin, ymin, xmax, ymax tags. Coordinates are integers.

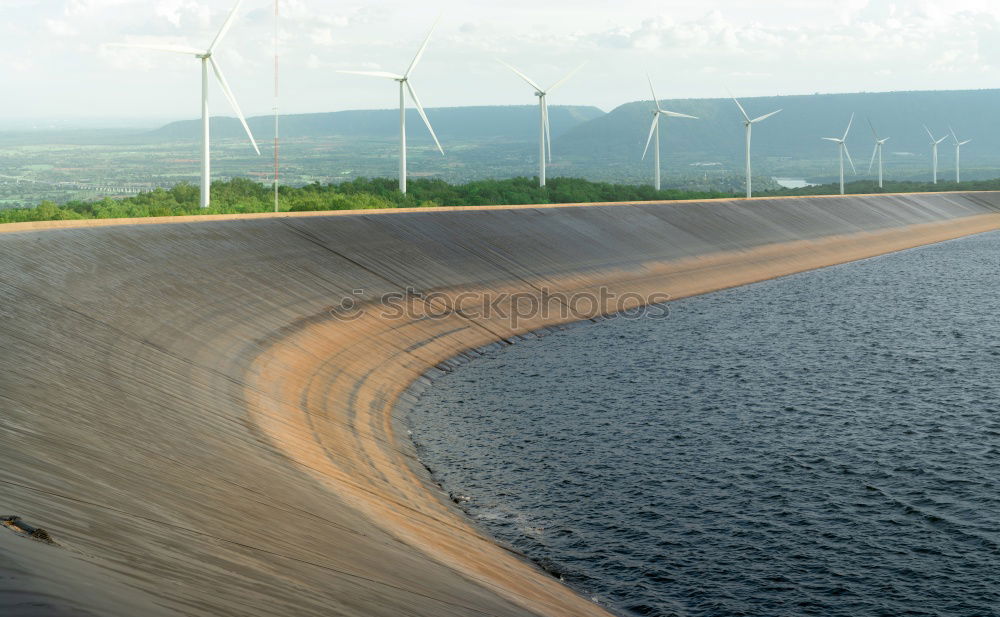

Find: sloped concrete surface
<box><xmin>2</xmin><ymin>193</ymin><xmax>999</xmax><ymax>616</ymax></box>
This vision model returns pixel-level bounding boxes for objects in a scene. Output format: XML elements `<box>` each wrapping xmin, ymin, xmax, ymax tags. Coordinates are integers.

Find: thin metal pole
<box><xmin>745</xmin><ymin>124</ymin><xmax>752</xmax><ymax>199</ymax></box>
<box><xmin>878</xmin><ymin>146</ymin><xmax>883</xmax><ymax>188</ymax></box>
<box><xmin>400</xmin><ymin>82</ymin><xmax>407</xmax><ymax>194</ymax></box>
<box><xmin>273</xmin><ymin>0</ymin><xmax>280</xmax><ymax>212</ymax></box>
<box><xmin>839</xmin><ymin>145</ymin><xmax>845</xmax><ymax>195</ymax></box>
<box><xmin>201</xmin><ymin>57</ymin><xmax>211</xmax><ymax>209</ymax></box>
<box><xmin>539</xmin><ymin>95</ymin><xmax>546</xmax><ymax>187</ymax></box>
<box><xmin>654</xmin><ymin>116</ymin><xmax>661</xmax><ymax>191</ymax></box>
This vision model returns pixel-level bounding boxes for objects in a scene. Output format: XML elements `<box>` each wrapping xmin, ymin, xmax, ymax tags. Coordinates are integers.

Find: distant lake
<box><xmin>409</xmin><ymin>232</ymin><xmax>1000</xmax><ymax>617</ymax></box>
<box><xmin>774</xmin><ymin>177</ymin><xmax>817</xmax><ymax>189</ymax></box>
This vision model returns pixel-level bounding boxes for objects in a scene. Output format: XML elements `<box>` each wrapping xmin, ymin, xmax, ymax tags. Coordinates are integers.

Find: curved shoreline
<box><xmin>241</xmin><ymin>211</ymin><xmax>1000</xmax><ymax>617</ymax></box>
<box><xmin>2</xmin><ymin>194</ymin><xmax>1000</xmax><ymax>616</ymax></box>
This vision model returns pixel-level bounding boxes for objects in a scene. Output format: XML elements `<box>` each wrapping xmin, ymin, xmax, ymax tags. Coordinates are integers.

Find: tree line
<box><xmin>0</xmin><ymin>177</ymin><xmax>726</xmax><ymax>223</ymax></box>
<box><xmin>3</xmin><ymin>175</ymin><xmax>1000</xmax><ymax>225</ymax></box>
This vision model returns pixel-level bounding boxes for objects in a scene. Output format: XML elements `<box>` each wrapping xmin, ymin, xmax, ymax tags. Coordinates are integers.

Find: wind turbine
<box><xmin>821</xmin><ymin>113</ymin><xmax>856</xmax><ymax>195</ymax></box>
<box><xmin>110</xmin><ymin>0</ymin><xmax>260</xmax><ymax>209</ymax></box>
<box><xmin>499</xmin><ymin>60</ymin><xmax>584</xmax><ymax>187</ymax></box>
<box><xmin>731</xmin><ymin>94</ymin><xmax>782</xmax><ymax>199</ymax></box>
<box><xmin>950</xmin><ymin>126</ymin><xmax>971</xmax><ymax>183</ymax></box>
<box><xmin>642</xmin><ymin>74</ymin><xmax>697</xmax><ymax>191</ymax></box>
<box><xmin>867</xmin><ymin>119</ymin><xmax>890</xmax><ymax>189</ymax></box>
<box><xmin>338</xmin><ymin>18</ymin><xmax>444</xmax><ymax>195</ymax></box>
<box><xmin>924</xmin><ymin>126</ymin><xmax>948</xmax><ymax>185</ymax></box>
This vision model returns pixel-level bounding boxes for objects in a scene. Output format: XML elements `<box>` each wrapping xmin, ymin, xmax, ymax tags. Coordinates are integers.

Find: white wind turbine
<box><xmin>499</xmin><ymin>60</ymin><xmax>585</xmax><ymax>187</ymax></box>
<box><xmin>110</xmin><ymin>0</ymin><xmax>260</xmax><ymax>209</ymax></box>
<box><xmin>821</xmin><ymin>113</ymin><xmax>857</xmax><ymax>195</ymax></box>
<box><xmin>924</xmin><ymin>126</ymin><xmax>948</xmax><ymax>185</ymax></box>
<box><xmin>642</xmin><ymin>74</ymin><xmax>697</xmax><ymax>191</ymax></box>
<box><xmin>731</xmin><ymin>94</ymin><xmax>782</xmax><ymax>199</ymax></box>
<box><xmin>950</xmin><ymin>126</ymin><xmax>971</xmax><ymax>184</ymax></box>
<box><xmin>338</xmin><ymin>18</ymin><xmax>444</xmax><ymax>195</ymax></box>
<box><xmin>867</xmin><ymin>119</ymin><xmax>890</xmax><ymax>189</ymax></box>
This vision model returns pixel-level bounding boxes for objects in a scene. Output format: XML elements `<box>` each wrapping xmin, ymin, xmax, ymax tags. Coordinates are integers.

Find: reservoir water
<box><xmin>407</xmin><ymin>231</ymin><xmax>1000</xmax><ymax>617</ymax></box>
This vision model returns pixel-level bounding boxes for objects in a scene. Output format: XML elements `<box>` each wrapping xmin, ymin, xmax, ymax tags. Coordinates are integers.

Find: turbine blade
<box><xmin>868</xmin><ymin>144</ymin><xmax>878</xmax><ymax>173</ymax></box>
<box><xmin>336</xmin><ymin>70</ymin><xmax>405</xmax><ymax>80</ymax></box>
<box><xmin>924</xmin><ymin>125</ymin><xmax>935</xmax><ymax>142</ymax></box>
<box><xmin>751</xmin><ymin>109</ymin><xmax>782</xmax><ymax>123</ymax></box>
<box><xmin>822</xmin><ymin>137</ymin><xmax>842</xmax><ymax>142</ymax></box>
<box><xmin>497</xmin><ymin>59</ymin><xmax>542</xmax><ymax>92</ymax></box>
<box><xmin>209</xmin><ymin>57</ymin><xmax>260</xmax><ymax>156</ymax></box>
<box><xmin>842</xmin><ymin>113</ymin><xmax>854</xmax><ymax>141</ymax></box>
<box><xmin>882</xmin><ymin>137</ymin><xmax>891</xmax><ymax>143</ymax></box>
<box><xmin>547</xmin><ymin>62</ymin><xmax>585</xmax><ymax>93</ymax></box>
<box><xmin>105</xmin><ymin>42</ymin><xmax>204</xmax><ymax>56</ymax></box>
<box><xmin>844</xmin><ymin>144</ymin><xmax>857</xmax><ymax>175</ymax></box>
<box><xmin>647</xmin><ymin>73</ymin><xmax>661</xmax><ymax>111</ymax></box>
<box><xmin>404</xmin><ymin>15</ymin><xmax>441</xmax><ymax>79</ymax></box>
<box><xmin>209</xmin><ymin>0</ymin><xmax>245</xmax><ymax>54</ymax></box>
<box><xmin>662</xmin><ymin>110</ymin><xmax>698</xmax><ymax>119</ymax></box>
<box><xmin>642</xmin><ymin>114</ymin><xmax>659</xmax><ymax>161</ymax></box>
<box><xmin>961</xmin><ymin>139</ymin><xmax>972</xmax><ymax>145</ymax></box>
<box><xmin>868</xmin><ymin>117</ymin><xmax>879</xmax><ymax>140</ymax></box>
<box><xmin>405</xmin><ymin>81</ymin><xmax>444</xmax><ymax>155</ymax></box>
<box><xmin>729</xmin><ymin>93</ymin><xmax>751</xmax><ymax>123</ymax></box>
<box><xmin>950</xmin><ymin>125</ymin><xmax>958</xmax><ymax>143</ymax></box>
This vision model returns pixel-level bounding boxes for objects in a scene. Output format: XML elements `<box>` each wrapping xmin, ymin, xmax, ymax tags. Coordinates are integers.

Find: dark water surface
<box><xmin>407</xmin><ymin>232</ymin><xmax>1000</xmax><ymax>617</ymax></box>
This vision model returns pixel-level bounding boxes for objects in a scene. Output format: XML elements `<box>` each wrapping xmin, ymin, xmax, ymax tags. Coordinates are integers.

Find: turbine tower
<box><xmin>339</xmin><ymin>19</ymin><xmax>444</xmax><ymax>195</ymax></box>
<box><xmin>867</xmin><ymin>119</ymin><xmax>890</xmax><ymax>189</ymax></box>
<box><xmin>499</xmin><ymin>60</ymin><xmax>584</xmax><ymax>187</ymax></box>
<box><xmin>642</xmin><ymin>74</ymin><xmax>697</xmax><ymax>191</ymax></box>
<box><xmin>111</xmin><ymin>0</ymin><xmax>260</xmax><ymax>209</ymax></box>
<box><xmin>950</xmin><ymin>127</ymin><xmax>971</xmax><ymax>184</ymax></box>
<box><xmin>821</xmin><ymin>113</ymin><xmax>856</xmax><ymax>195</ymax></box>
<box><xmin>731</xmin><ymin>94</ymin><xmax>781</xmax><ymax>199</ymax></box>
<box><xmin>924</xmin><ymin>126</ymin><xmax>948</xmax><ymax>185</ymax></box>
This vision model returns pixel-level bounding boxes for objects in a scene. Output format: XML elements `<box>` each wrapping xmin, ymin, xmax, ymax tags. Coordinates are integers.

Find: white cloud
<box><xmin>4</xmin><ymin>0</ymin><xmax>1000</xmax><ymax>120</ymax></box>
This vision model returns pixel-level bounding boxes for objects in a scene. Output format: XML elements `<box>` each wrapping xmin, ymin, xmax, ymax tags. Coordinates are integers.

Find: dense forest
<box><xmin>3</xmin><ymin>175</ymin><xmax>999</xmax><ymax>225</ymax></box>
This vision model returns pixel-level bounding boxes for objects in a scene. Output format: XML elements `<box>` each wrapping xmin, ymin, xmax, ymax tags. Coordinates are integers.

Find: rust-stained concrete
<box><xmin>2</xmin><ymin>193</ymin><xmax>1000</xmax><ymax>616</ymax></box>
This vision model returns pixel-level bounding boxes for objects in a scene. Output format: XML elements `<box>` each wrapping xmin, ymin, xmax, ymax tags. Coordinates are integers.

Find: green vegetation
<box><xmin>5</xmin><ymin>173</ymin><xmax>1000</xmax><ymax>225</ymax></box>
<box><xmin>0</xmin><ymin>177</ymin><xmax>727</xmax><ymax>224</ymax></box>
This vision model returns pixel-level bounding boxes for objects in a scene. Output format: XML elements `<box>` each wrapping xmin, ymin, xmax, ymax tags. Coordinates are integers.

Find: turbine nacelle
<box><xmin>728</xmin><ymin>91</ymin><xmax>782</xmax><ymax>199</ymax></box>
<box><xmin>867</xmin><ymin>118</ymin><xmax>890</xmax><ymax>185</ymax></box>
<box><xmin>641</xmin><ymin>74</ymin><xmax>698</xmax><ymax>167</ymax></box>
<box><xmin>337</xmin><ymin>17</ymin><xmax>445</xmax><ymax>160</ymax></box>
<box><xmin>499</xmin><ymin>59</ymin><xmax>585</xmax><ymax>186</ymax></box>
<box><xmin>924</xmin><ymin>125</ymin><xmax>948</xmax><ymax>146</ymax></box>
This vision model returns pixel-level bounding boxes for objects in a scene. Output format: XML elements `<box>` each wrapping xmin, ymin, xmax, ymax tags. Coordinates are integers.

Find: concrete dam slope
<box><xmin>2</xmin><ymin>193</ymin><xmax>999</xmax><ymax>617</ymax></box>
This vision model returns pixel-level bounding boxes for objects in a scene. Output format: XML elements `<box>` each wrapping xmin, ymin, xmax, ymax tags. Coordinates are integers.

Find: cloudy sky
<box><xmin>3</xmin><ymin>0</ymin><xmax>1000</xmax><ymax>125</ymax></box>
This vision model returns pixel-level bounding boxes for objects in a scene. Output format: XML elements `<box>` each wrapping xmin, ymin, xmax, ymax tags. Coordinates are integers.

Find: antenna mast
<box><xmin>273</xmin><ymin>0</ymin><xmax>280</xmax><ymax>212</ymax></box>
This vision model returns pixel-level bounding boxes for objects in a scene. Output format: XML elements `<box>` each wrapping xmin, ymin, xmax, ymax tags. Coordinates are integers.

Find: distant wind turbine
<box><xmin>950</xmin><ymin>126</ymin><xmax>971</xmax><ymax>184</ymax></box>
<box><xmin>730</xmin><ymin>94</ymin><xmax>781</xmax><ymax>199</ymax></box>
<box><xmin>924</xmin><ymin>126</ymin><xmax>948</xmax><ymax>185</ymax></box>
<box><xmin>339</xmin><ymin>18</ymin><xmax>444</xmax><ymax>195</ymax></box>
<box><xmin>109</xmin><ymin>0</ymin><xmax>260</xmax><ymax>209</ymax></box>
<box><xmin>867</xmin><ymin>119</ymin><xmax>890</xmax><ymax>189</ymax></box>
<box><xmin>821</xmin><ymin>113</ymin><xmax>856</xmax><ymax>195</ymax></box>
<box><xmin>642</xmin><ymin>74</ymin><xmax>697</xmax><ymax>191</ymax></box>
<box><xmin>499</xmin><ymin>60</ymin><xmax>585</xmax><ymax>188</ymax></box>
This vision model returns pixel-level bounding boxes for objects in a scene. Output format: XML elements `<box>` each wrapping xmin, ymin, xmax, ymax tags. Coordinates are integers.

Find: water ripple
<box><xmin>409</xmin><ymin>232</ymin><xmax>1000</xmax><ymax>617</ymax></box>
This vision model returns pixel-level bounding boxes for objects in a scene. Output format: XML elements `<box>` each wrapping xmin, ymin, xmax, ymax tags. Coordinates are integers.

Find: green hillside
<box><xmin>148</xmin><ymin>105</ymin><xmax>606</xmax><ymax>143</ymax></box>
<box><xmin>558</xmin><ymin>89</ymin><xmax>1000</xmax><ymax>182</ymax></box>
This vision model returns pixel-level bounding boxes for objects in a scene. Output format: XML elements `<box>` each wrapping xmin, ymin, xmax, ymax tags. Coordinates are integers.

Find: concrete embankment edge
<box><xmin>1</xmin><ymin>193</ymin><xmax>999</xmax><ymax>616</ymax></box>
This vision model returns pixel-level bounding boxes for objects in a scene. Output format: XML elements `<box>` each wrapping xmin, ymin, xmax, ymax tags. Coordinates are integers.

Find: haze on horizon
<box><xmin>3</xmin><ymin>0</ymin><xmax>1000</xmax><ymax>127</ymax></box>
